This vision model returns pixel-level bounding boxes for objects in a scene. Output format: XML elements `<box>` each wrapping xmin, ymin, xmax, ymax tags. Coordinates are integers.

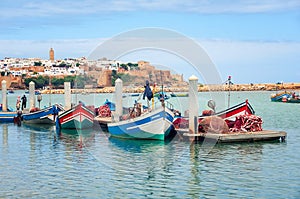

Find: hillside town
<box><xmin>0</xmin><ymin>48</ymin><xmax>187</xmax><ymax>90</ymax></box>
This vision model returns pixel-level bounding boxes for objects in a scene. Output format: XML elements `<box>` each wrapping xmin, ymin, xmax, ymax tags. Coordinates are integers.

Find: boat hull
<box><xmin>270</xmin><ymin>91</ymin><xmax>292</xmax><ymax>102</ymax></box>
<box><xmin>170</xmin><ymin>93</ymin><xmax>188</xmax><ymax>97</ymax></box>
<box><xmin>173</xmin><ymin>100</ymin><xmax>255</xmax><ymax>129</ymax></box>
<box><xmin>0</xmin><ymin>112</ymin><xmax>18</xmax><ymax>123</ymax></box>
<box><xmin>58</xmin><ymin>104</ymin><xmax>94</xmax><ymax>129</ymax></box>
<box><xmin>107</xmin><ymin>107</ymin><xmax>174</xmax><ymax>140</ymax></box>
<box><xmin>22</xmin><ymin>105</ymin><xmax>63</xmax><ymax>124</ymax></box>
<box><xmin>207</xmin><ymin>100</ymin><xmax>255</xmax><ymax>121</ymax></box>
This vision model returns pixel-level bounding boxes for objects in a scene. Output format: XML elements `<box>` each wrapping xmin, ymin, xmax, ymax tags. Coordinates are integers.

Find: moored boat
<box><xmin>0</xmin><ymin>104</ymin><xmax>21</xmax><ymax>123</ymax></box>
<box><xmin>154</xmin><ymin>92</ymin><xmax>170</xmax><ymax>100</ymax></box>
<box><xmin>57</xmin><ymin>103</ymin><xmax>95</xmax><ymax>129</ymax></box>
<box><xmin>107</xmin><ymin>106</ymin><xmax>174</xmax><ymax>140</ymax></box>
<box><xmin>170</xmin><ymin>93</ymin><xmax>189</xmax><ymax>97</ymax></box>
<box><xmin>22</xmin><ymin>104</ymin><xmax>64</xmax><ymax>124</ymax></box>
<box><xmin>173</xmin><ymin>100</ymin><xmax>255</xmax><ymax>129</ymax></box>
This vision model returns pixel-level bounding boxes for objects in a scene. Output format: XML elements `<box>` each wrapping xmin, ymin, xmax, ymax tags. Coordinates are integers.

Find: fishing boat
<box><xmin>0</xmin><ymin>111</ymin><xmax>19</xmax><ymax>123</ymax></box>
<box><xmin>57</xmin><ymin>103</ymin><xmax>95</xmax><ymax>129</ymax></box>
<box><xmin>22</xmin><ymin>104</ymin><xmax>64</xmax><ymax>124</ymax></box>
<box><xmin>0</xmin><ymin>104</ymin><xmax>20</xmax><ymax>123</ymax></box>
<box><xmin>107</xmin><ymin>106</ymin><xmax>174</xmax><ymax>140</ymax></box>
<box><xmin>170</xmin><ymin>93</ymin><xmax>189</xmax><ymax>97</ymax></box>
<box><xmin>173</xmin><ymin>100</ymin><xmax>255</xmax><ymax>129</ymax></box>
<box><xmin>8</xmin><ymin>89</ymin><xmax>15</xmax><ymax>94</ymax></box>
<box><xmin>285</xmin><ymin>97</ymin><xmax>300</xmax><ymax>103</ymax></box>
<box><xmin>35</xmin><ymin>90</ymin><xmax>41</xmax><ymax>95</ymax></box>
<box><xmin>270</xmin><ymin>91</ymin><xmax>292</xmax><ymax>102</ymax></box>
<box><xmin>154</xmin><ymin>92</ymin><xmax>170</xmax><ymax>100</ymax></box>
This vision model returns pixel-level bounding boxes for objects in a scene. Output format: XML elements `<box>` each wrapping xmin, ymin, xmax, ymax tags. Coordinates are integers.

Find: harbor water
<box><xmin>1</xmin><ymin>91</ymin><xmax>300</xmax><ymax>198</ymax></box>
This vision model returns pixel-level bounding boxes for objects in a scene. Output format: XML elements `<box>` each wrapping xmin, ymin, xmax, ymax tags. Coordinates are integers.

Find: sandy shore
<box><xmin>39</xmin><ymin>82</ymin><xmax>300</xmax><ymax>94</ymax></box>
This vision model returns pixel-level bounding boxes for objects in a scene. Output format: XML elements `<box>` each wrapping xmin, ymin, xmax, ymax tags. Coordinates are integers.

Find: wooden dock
<box><xmin>177</xmin><ymin>129</ymin><xmax>287</xmax><ymax>143</ymax></box>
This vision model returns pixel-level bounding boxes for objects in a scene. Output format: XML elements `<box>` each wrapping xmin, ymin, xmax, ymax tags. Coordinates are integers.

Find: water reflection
<box><xmin>57</xmin><ymin>128</ymin><xmax>96</xmax><ymax>149</ymax></box>
<box><xmin>22</xmin><ymin>123</ymin><xmax>55</xmax><ymax>132</ymax></box>
<box><xmin>108</xmin><ymin>137</ymin><xmax>166</xmax><ymax>153</ymax></box>
<box><xmin>2</xmin><ymin>124</ymin><xmax>8</xmax><ymax>146</ymax></box>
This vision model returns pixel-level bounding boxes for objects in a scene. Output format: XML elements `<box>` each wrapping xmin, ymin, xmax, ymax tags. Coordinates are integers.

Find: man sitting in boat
<box><xmin>292</xmin><ymin>92</ymin><xmax>299</xmax><ymax>99</ymax></box>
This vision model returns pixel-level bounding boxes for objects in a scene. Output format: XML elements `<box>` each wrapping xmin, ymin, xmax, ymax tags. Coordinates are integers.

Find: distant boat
<box><xmin>8</xmin><ymin>89</ymin><xmax>14</xmax><ymax>94</ymax></box>
<box><xmin>107</xmin><ymin>106</ymin><xmax>174</xmax><ymax>140</ymax></box>
<box><xmin>270</xmin><ymin>91</ymin><xmax>292</xmax><ymax>102</ymax></box>
<box><xmin>170</xmin><ymin>93</ymin><xmax>188</xmax><ymax>97</ymax></box>
<box><xmin>154</xmin><ymin>92</ymin><xmax>170</xmax><ymax>100</ymax></box>
<box><xmin>35</xmin><ymin>90</ymin><xmax>41</xmax><ymax>95</ymax></box>
<box><xmin>22</xmin><ymin>104</ymin><xmax>64</xmax><ymax>124</ymax></box>
<box><xmin>122</xmin><ymin>93</ymin><xmax>140</xmax><ymax>98</ymax></box>
<box><xmin>57</xmin><ymin>103</ymin><xmax>95</xmax><ymax>129</ymax></box>
<box><xmin>271</xmin><ymin>91</ymin><xmax>300</xmax><ymax>103</ymax></box>
<box><xmin>25</xmin><ymin>90</ymin><xmax>29</xmax><ymax>94</ymax></box>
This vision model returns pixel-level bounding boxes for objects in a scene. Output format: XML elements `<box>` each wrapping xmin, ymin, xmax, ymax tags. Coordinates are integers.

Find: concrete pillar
<box><xmin>64</xmin><ymin>82</ymin><xmax>71</xmax><ymax>110</ymax></box>
<box><xmin>1</xmin><ymin>80</ymin><xmax>7</xmax><ymax>111</ymax></box>
<box><xmin>115</xmin><ymin>78</ymin><xmax>123</xmax><ymax>122</ymax></box>
<box><xmin>29</xmin><ymin>81</ymin><xmax>35</xmax><ymax>109</ymax></box>
<box><xmin>188</xmin><ymin>75</ymin><xmax>199</xmax><ymax>134</ymax></box>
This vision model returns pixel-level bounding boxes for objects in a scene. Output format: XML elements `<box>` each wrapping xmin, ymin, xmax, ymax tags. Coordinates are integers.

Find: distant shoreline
<box><xmin>36</xmin><ymin>82</ymin><xmax>300</xmax><ymax>94</ymax></box>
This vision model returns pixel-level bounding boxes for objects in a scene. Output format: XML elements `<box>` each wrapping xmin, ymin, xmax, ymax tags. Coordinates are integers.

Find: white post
<box><xmin>64</xmin><ymin>82</ymin><xmax>71</xmax><ymax>110</ymax></box>
<box><xmin>1</xmin><ymin>80</ymin><xmax>7</xmax><ymax>112</ymax></box>
<box><xmin>188</xmin><ymin>75</ymin><xmax>199</xmax><ymax>134</ymax></box>
<box><xmin>29</xmin><ymin>81</ymin><xmax>35</xmax><ymax>109</ymax></box>
<box><xmin>115</xmin><ymin>78</ymin><xmax>123</xmax><ymax>122</ymax></box>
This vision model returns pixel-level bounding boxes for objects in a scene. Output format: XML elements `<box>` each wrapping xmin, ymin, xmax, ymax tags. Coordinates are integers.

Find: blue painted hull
<box><xmin>23</xmin><ymin>105</ymin><xmax>63</xmax><ymax>124</ymax></box>
<box><xmin>107</xmin><ymin>107</ymin><xmax>174</xmax><ymax>140</ymax></box>
<box><xmin>271</xmin><ymin>92</ymin><xmax>292</xmax><ymax>102</ymax></box>
<box><xmin>0</xmin><ymin>112</ymin><xmax>18</xmax><ymax>123</ymax></box>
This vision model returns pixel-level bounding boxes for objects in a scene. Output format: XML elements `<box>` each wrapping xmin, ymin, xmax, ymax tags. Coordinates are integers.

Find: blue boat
<box><xmin>35</xmin><ymin>90</ymin><xmax>41</xmax><ymax>95</ymax></box>
<box><xmin>0</xmin><ymin>104</ymin><xmax>18</xmax><ymax>123</ymax></box>
<box><xmin>107</xmin><ymin>106</ymin><xmax>174</xmax><ymax>140</ymax></box>
<box><xmin>270</xmin><ymin>91</ymin><xmax>292</xmax><ymax>102</ymax></box>
<box><xmin>154</xmin><ymin>92</ymin><xmax>170</xmax><ymax>100</ymax></box>
<box><xmin>22</xmin><ymin>104</ymin><xmax>64</xmax><ymax>124</ymax></box>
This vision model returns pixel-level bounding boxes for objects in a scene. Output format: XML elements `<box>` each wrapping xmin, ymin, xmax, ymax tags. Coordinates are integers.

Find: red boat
<box><xmin>173</xmin><ymin>100</ymin><xmax>255</xmax><ymax>129</ymax></box>
<box><xmin>57</xmin><ymin>103</ymin><xmax>95</xmax><ymax>130</ymax></box>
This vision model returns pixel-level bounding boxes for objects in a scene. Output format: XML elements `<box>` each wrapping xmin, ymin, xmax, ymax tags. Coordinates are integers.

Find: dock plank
<box><xmin>180</xmin><ymin>130</ymin><xmax>287</xmax><ymax>143</ymax></box>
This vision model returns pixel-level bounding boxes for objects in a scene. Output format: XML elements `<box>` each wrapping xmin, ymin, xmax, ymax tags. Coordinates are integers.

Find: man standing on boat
<box><xmin>143</xmin><ymin>80</ymin><xmax>153</xmax><ymax>110</ymax></box>
<box><xmin>21</xmin><ymin>95</ymin><xmax>27</xmax><ymax>110</ymax></box>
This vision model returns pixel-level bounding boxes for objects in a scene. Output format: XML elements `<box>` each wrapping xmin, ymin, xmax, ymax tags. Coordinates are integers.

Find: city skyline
<box><xmin>1</xmin><ymin>0</ymin><xmax>299</xmax><ymax>83</ymax></box>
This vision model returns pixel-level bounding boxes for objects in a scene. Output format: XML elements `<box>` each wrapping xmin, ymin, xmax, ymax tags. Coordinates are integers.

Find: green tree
<box><xmin>120</xmin><ymin>64</ymin><xmax>128</xmax><ymax>71</ymax></box>
<box><xmin>111</xmin><ymin>70</ymin><xmax>118</xmax><ymax>86</ymax></box>
<box><xmin>34</xmin><ymin>61</ymin><xmax>42</xmax><ymax>66</ymax></box>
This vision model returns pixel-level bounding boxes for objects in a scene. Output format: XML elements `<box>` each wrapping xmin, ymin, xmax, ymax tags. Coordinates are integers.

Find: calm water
<box><xmin>1</xmin><ymin>91</ymin><xmax>300</xmax><ymax>198</ymax></box>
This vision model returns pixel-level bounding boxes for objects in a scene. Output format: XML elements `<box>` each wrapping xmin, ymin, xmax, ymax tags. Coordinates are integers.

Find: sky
<box><xmin>0</xmin><ymin>0</ymin><xmax>300</xmax><ymax>84</ymax></box>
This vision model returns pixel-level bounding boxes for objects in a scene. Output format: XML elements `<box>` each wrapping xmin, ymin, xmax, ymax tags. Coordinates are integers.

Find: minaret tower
<box><xmin>49</xmin><ymin>48</ymin><xmax>54</xmax><ymax>61</ymax></box>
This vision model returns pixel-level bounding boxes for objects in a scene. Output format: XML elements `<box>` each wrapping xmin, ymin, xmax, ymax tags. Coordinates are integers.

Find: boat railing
<box><xmin>165</xmin><ymin>101</ymin><xmax>174</xmax><ymax>110</ymax></box>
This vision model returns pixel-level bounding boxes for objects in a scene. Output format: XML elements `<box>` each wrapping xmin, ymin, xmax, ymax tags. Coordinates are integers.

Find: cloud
<box><xmin>1</xmin><ymin>0</ymin><xmax>300</xmax><ymax>18</ymax></box>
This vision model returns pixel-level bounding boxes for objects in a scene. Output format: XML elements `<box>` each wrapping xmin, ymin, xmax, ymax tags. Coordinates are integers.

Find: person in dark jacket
<box><xmin>143</xmin><ymin>80</ymin><xmax>153</xmax><ymax>110</ymax></box>
<box><xmin>21</xmin><ymin>95</ymin><xmax>27</xmax><ymax>110</ymax></box>
<box><xmin>143</xmin><ymin>80</ymin><xmax>153</xmax><ymax>101</ymax></box>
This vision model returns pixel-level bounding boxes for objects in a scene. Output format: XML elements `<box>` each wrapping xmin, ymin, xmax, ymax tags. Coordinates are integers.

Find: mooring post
<box><xmin>188</xmin><ymin>75</ymin><xmax>199</xmax><ymax>136</ymax></box>
<box><xmin>115</xmin><ymin>78</ymin><xmax>123</xmax><ymax>122</ymax></box>
<box><xmin>1</xmin><ymin>80</ymin><xmax>7</xmax><ymax>112</ymax></box>
<box><xmin>29</xmin><ymin>81</ymin><xmax>35</xmax><ymax>109</ymax></box>
<box><xmin>64</xmin><ymin>82</ymin><xmax>71</xmax><ymax>110</ymax></box>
